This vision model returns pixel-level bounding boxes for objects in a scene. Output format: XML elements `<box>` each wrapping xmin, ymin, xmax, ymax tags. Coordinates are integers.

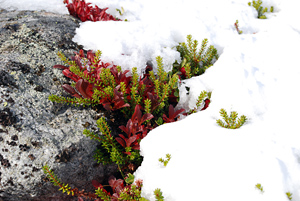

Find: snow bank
<box><xmin>0</xmin><ymin>0</ymin><xmax>68</xmax><ymax>14</ymax></box>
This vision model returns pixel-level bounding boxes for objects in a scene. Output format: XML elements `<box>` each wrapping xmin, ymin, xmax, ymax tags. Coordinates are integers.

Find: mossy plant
<box><xmin>159</xmin><ymin>154</ymin><xmax>171</xmax><ymax>167</ymax></box>
<box><xmin>248</xmin><ymin>0</ymin><xmax>274</xmax><ymax>19</ymax></box>
<box><xmin>216</xmin><ymin>108</ymin><xmax>247</xmax><ymax>129</ymax></box>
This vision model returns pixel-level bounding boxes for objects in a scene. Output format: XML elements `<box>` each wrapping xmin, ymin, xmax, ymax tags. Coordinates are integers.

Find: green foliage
<box><xmin>188</xmin><ymin>90</ymin><xmax>211</xmax><ymax>114</ymax></box>
<box><xmin>125</xmin><ymin>173</ymin><xmax>135</xmax><ymax>184</ymax></box>
<box><xmin>116</xmin><ymin>7</ymin><xmax>125</xmax><ymax>15</ymax></box>
<box><xmin>84</xmin><ymin>117</ymin><xmax>142</xmax><ymax>166</ymax></box>
<box><xmin>42</xmin><ymin>165</ymin><xmax>74</xmax><ymax>195</ymax></box>
<box><xmin>159</xmin><ymin>154</ymin><xmax>171</xmax><ymax>167</ymax></box>
<box><xmin>43</xmin><ymin>165</ymin><xmax>160</xmax><ymax>201</ymax></box>
<box><xmin>248</xmin><ymin>0</ymin><xmax>274</xmax><ymax>19</ymax></box>
<box><xmin>234</xmin><ymin>20</ymin><xmax>243</xmax><ymax>34</ymax></box>
<box><xmin>150</xmin><ymin>56</ymin><xmax>179</xmax><ymax>113</ymax></box>
<box><xmin>216</xmin><ymin>108</ymin><xmax>247</xmax><ymax>129</ymax></box>
<box><xmin>286</xmin><ymin>192</ymin><xmax>293</xmax><ymax>200</ymax></box>
<box><xmin>43</xmin><ymin>164</ymin><xmax>98</xmax><ymax>199</ymax></box>
<box><xmin>255</xmin><ymin>183</ymin><xmax>264</xmax><ymax>193</ymax></box>
<box><xmin>154</xmin><ymin>188</ymin><xmax>165</xmax><ymax>201</ymax></box>
<box><xmin>48</xmin><ymin>94</ymin><xmax>95</xmax><ymax>107</ymax></box>
<box><xmin>94</xmin><ymin>188</ymin><xmax>111</xmax><ymax>201</ymax></box>
<box><xmin>117</xmin><ymin>184</ymin><xmax>144</xmax><ymax>200</ymax></box>
<box><xmin>174</xmin><ymin>35</ymin><xmax>218</xmax><ymax>79</ymax></box>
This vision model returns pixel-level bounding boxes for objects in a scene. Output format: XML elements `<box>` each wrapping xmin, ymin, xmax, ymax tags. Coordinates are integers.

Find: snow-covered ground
<box><xmin>1</xmin><ymin>0</ymin><xmax>300</xmax><ymax>200</ymax></box>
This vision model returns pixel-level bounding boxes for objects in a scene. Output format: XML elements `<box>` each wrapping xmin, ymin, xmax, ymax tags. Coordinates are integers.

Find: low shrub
<box><xmin>64</xmin><ymin>0</ymin><xmax>121</xmax><ymax>22</ymax></box>
<box><xmin>45</xmin><ymin>33</ymin><xmax>217</xmax><ymax>200</ymax></box>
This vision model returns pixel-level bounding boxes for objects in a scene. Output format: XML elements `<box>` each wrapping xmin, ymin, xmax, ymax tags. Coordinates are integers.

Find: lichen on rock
<box><xmin>0</xmin><ymin>9</ymin><xmax>116</xmax><ymax>201</ymax></box>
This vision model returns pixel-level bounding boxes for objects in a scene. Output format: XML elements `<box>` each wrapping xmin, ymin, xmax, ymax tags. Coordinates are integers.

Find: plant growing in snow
<box><xmin>63</xmin><ymin>0</ymin><xmax>121</xmax><ymax>22</ymax></box>
<box><xmin>159</xmin><ymin>154</ymin><xmax>171</xmax><ymax>167</ymax></box>
<box><xmin>234</xmin><ymin>20</ymin><xmax>243</xmax><ymax>34</ymax></box>
<box><xmin>187</xmin><ymin>90</ymin><xmax>211</xmax><ymax>115</ymax></box>
<box><xmin>286</xmin><ymin>192</ymin><xmax>293</xmax><ymax>200</ymax></box>
<box><xmin>255</xmin><ymin>183</ymin><xmax>264</xmax><ymax>193</ymax></box>
<box><xmin>216</xmin><ymin>108</ymin><xmax>247</xmax><ymax>129</ymax></box>
<box><xmin>154</xmin><ymin>188</ymin><xmax>165</xmax><ymax>201</ymax></box>
<box><xmin>173</xmin><ymin>35</ymin><xmax>218</xmax><ymax>79</ymax></box>
<box><xmin>248</xmin><ymin>0</ymin><xmax>274</xmax><ymax>19</ymax></box>
<box><xmin>47</xmin><ymin>36</ymin><xmax>212</xmax><ymax>200</ymax></box>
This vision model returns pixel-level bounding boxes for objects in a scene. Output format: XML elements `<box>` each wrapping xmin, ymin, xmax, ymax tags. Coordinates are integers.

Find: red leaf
<box><xmin>163</xmin><ymin>105</ymin><xmax>185</xmax><ymax>123</ymax></box>
<box><xmin>53</xmin><ymin>65</ymin><xmax>68</xmax><ymax>69</ymax></box>
<box><xmin>131</xmin><ymin>105</ymin><xmax>142</xmax><ymax>123</ymax></box>
<box><xmin>119</xmin><ymin>125</ymin><xmax>128</xmax><ymax>137</ymax></box>
<box><xmin>126</xmin><ymin>135</ymin><xmax>138</xmax><ymax>147</ymax></box>
<box><xmin>115</xmin><ymin>137</ymin><xmax>126</xmax><ymax>148</ymax></box>
<box><xmin>62</xmin><ymin>84</ymin><xmax>82</xmax><ymax>98</ymax></box>
<box><xmin>140</xmin><ymin>113</ymin><xmax>154</xmax><ymax>125</ymax></box>
<box><xmin>92</xmin><ymin>180</ymin><xmax>102</xmax><ymax>188</ymax></box>
<box><xmin>201</xmin><ymin>99</ymin><xmax>210</xmax><ymax>111</ymax></box>
<box><xmin>132</xmin><ymin>144</ymin><xmax>140</xmax><ymax>150</ymax></box>
<box><xmin>102</xmin><ymin>101</ymin><xmax>112</xmax><ymax>111</ymax></box>
<box><xmin>119</xmin><ymin>119</ymin><xmax>132</xmax><ymax>137</ymax></box>
<box><xmin>75</xmin><ymin>79</ymin><xmax>92</xmax><ymax>99</ymax></box>
<box><xmin>108</xmin><ymin>176</ymin><xmax>124</xmax><ymax>194</ymax></box>
<box><xmin>78</xmin><ymin>198</ymin><xmax>84</xmax><ymax>201</ymax></box>
<box><xmin>62</xmin><ymin>69</ymin><xmax>80</xmax><ymax>82</ymax></box>
<box><xmin>180</xmin><ymin>67</ymin><xmax>187</xmax><ymax>78</ymax></box>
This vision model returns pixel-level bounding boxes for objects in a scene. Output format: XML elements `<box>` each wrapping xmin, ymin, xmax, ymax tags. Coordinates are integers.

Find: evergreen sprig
<box><xmin>154</xmin><ymin>188</ymin><xmax>165</xmax><ymax>201</ymax></box>
<box><xmin>48</xmin><ymin>94</ymin><xmax>95</xmax><ymax>107</ymax></box>
<box><xmin>286</xmin><ymin>192</ymin><xmax>293</xmax><ymax>200</ymax></box>
<box><xmin>188</xmin><ymin>90</ymin><xmax>211</xmax><ymax>114</ymax></box>
<box><xmin>94</xmin><ymin>188</ymin><xmax>111</xmax><ymax>201</ymax></box>
<box><xmin>85</xmin><ymin>117</ymin><xmax>129</xmax><ymax>165</ymax></box>
<box><xmin>149</xmin><ymin>56</ymin><xmax>179</xmax><ymax>115</ymax></box>
<box><xmin>159</xmin><ymin>154</ymin><xmax>171</xmax><ymax>167</ymax></box>
<box><xmin>216</xmin><ymin>108</ymin><xmax>247</xmax><ymax>129</ymax></box>
<box><xmin>248</xmin><ymin>0</ymin><xmax>274</xmax><ymax>19</ymax></box>
<box><xmin>42</xmin><ymin>165</ymin><xmax>73</xmax><ymax>194</ymax></box>
<box><xmin>42</xmin><ymin>164</ymin><xmax>97</xmax><ymax>199</ymax></box>
<box><xmin>234</xmin><ymin>20</ymin><xmax>243</xmax><ymax>34</ymax></box>
<box><xmin>255</xmin><ymin>183</ymin><xmax>264</xmax><ymax>193</ymax></box>
<box><xmin>174</xmin><ymin>35</ymin><xmax>218</xmax><ymax>79</ymax></box>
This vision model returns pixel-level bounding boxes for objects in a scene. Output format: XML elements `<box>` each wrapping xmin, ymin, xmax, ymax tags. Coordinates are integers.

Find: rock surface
<box><xmin>0</xmin><ymin>9</ymin><xmax>116</xmax><ymax>200</ymax></box>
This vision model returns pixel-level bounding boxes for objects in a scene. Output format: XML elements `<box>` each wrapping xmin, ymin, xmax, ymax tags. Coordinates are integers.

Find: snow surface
<box><xmin>1</xmin><ymin>0</ymin><xmax>300</xmax><ymax>200</ymax></box>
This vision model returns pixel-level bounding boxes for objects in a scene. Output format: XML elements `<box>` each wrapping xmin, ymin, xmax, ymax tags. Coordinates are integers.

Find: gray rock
<box><xmin>0</xmin><ymin>9</ymin><xmax>117</xmax><ymax>200</ymax></box>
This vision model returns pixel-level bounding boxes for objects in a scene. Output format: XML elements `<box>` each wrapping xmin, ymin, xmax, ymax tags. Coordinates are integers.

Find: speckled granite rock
<box><xmin>0</xmin><ymin>9</ymin><xmax>117</xmax><ymax>200</ymax></box>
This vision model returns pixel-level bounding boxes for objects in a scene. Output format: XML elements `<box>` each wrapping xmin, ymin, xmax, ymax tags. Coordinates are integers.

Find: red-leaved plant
<box><xmin>91</xmin><ymin>174</ymin><xmax>144</xmax><ymax>201</ymax></box>
<box><xmin>53</xmin><ymin>50</ymin><xmax>131</xmax><ymax>111</ymax></box>
<box><xmin>162</xmin><ymin>105</ymin><xmax>185</xmax><ymax>123</ymax></box>
<box><xmin>64</xmin><ymin>0</ymin><xmax>121</xmax><ymax>22</ymax></box>
<box><xmin>116</xmin><ymin>105</ymin><xmax>153</xmax><ymax>154</ymax></box>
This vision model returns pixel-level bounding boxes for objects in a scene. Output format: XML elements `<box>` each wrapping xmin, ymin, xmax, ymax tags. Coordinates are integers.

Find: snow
<box><xmin>1</xmin><ymin>0</ymin><xmax>300</xmax><ymax>200</ymax></box>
